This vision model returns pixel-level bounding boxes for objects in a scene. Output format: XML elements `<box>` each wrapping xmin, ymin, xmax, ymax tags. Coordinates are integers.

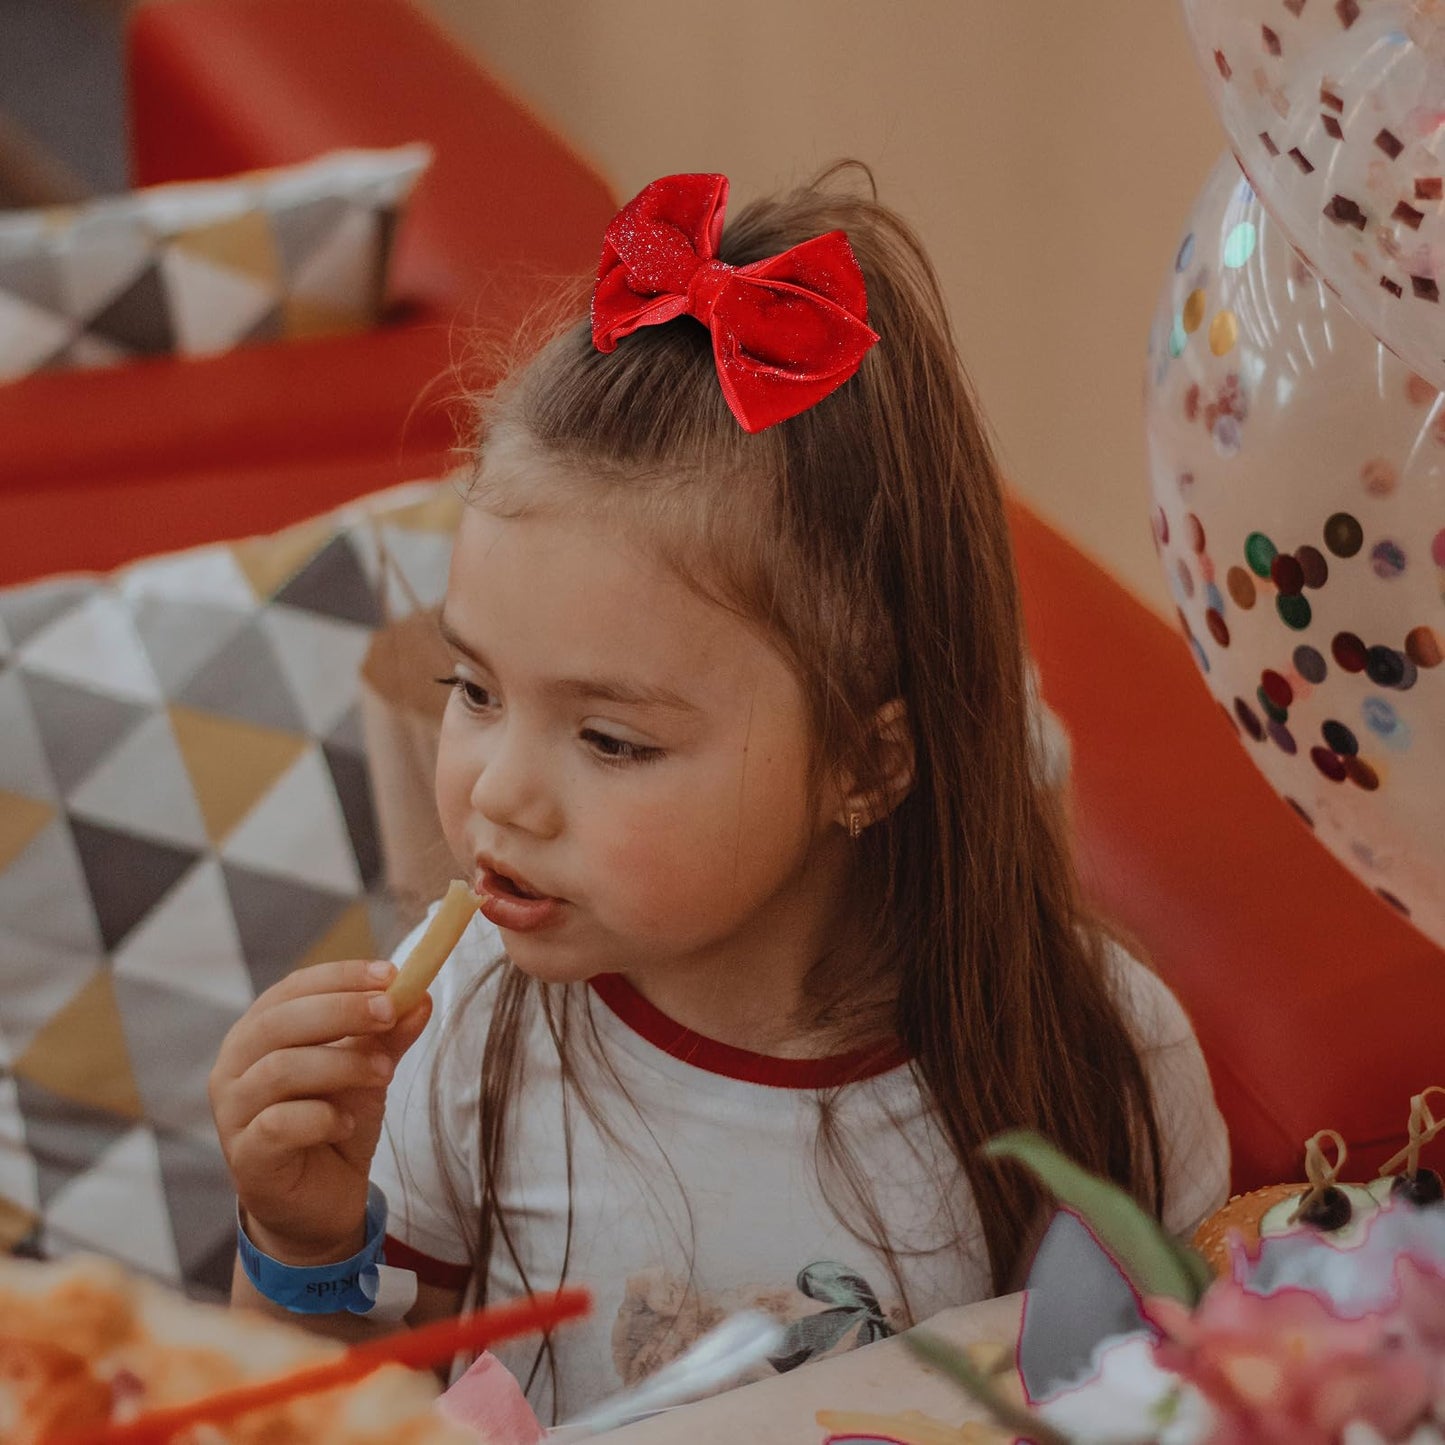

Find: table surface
<box><xmin>600</xmin><ymin>1294</ymin><xmax>1025</xmax><ymax>1445</ymax></box>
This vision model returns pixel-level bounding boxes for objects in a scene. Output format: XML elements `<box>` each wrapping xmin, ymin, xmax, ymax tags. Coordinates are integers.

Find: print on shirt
<box><xmin>611</xmin><ymin>1260</ymin><xmax>900</xmax><ymax>1389</ymax></box>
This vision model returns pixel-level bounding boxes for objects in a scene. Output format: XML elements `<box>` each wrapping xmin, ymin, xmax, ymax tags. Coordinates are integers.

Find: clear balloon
<box><xmin>1181</xmin><ymin>0</ymin><xmax>1445</xmax><ymax>389</ymax></box>
<box><xmin>1146</xmin><ymin>151</ymin><xmax>1445</xmax><ymax>948</ymax></box>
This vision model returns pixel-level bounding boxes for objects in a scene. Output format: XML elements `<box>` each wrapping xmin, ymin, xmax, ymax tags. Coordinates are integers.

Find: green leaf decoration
<box><xmin>984</xmin><ymin>1130</ymin><xmax>1208</xmax><ymax>1306</ymax></box>
<box><xmin>904</xmin><ymin>1329</ymin><xmax>1070</xmax><ymax>1445</ymax></box>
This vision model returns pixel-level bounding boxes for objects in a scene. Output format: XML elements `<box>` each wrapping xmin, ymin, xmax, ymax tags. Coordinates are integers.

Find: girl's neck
<box><xmin>616</xmin><ymin>855</ymin><xmax>889</xmax><ymax>1060</ymax></box>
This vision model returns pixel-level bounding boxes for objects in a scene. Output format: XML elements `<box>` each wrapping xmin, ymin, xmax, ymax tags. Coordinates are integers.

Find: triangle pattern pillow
<box><xmin>0</xmin><ymin>476</ymin><xmax>462</xmax><ymax>1299</ymax></box>
<box><xmin>0</xmin><ymin>145</ymin><xmax>431</xmax><ymax>380</ymax></box>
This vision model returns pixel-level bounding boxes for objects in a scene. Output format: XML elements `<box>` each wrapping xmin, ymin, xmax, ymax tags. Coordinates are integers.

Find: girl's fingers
<box><xmin>218</xmin><ymin>1043</ymin><xmax>395</xmax><ymax>1135</ymax></box>
<box><xmin>229</xmin><ymin>1098</ymin><xmax>357</xmax><ymax>1171</ymax></box>
<box><xmin>213</xmin><ymin>985</ymin><xmax>398</xmax><ymax>1083</ymax></box>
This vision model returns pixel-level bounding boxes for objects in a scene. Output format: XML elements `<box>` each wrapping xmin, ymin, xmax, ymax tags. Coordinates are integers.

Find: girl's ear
<box><xmin>836</xmin><ymin>697</ymin><xmax>915</xmax><ymax>834</ymax></box>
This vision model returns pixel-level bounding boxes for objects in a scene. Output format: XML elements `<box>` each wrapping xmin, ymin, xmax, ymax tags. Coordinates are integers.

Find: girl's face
<box><xmin>434</xmin><ymin>496</ymin><xmax>851</xmax><ymax>1010</ymax></box>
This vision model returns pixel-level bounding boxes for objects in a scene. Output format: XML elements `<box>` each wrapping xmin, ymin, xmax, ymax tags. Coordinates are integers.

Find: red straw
<box><xmin>59</xmin><ymin>1287</ymin><xmax>591</xmax><ymax>1445</ymax></box>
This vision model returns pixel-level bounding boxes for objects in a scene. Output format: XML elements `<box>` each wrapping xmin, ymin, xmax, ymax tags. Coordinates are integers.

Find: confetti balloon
<box><xmin>1180</xmin><ymin>0</ymin><xmax>1445</xmax><ymax>389</ymax></box>
<box><xmin>1146</xmin><ymin>151</ymin><xmax>1445</xmax><ymax>947</ymax></box>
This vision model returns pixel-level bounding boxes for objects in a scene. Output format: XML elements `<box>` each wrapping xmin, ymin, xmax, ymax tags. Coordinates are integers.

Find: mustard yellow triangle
<box><xmin>230</xmin><ymin>516</ymin><xmax>334</xmax><ymax>601</ymax></box>
<box><xmin>168</xmin><ymin>705</ymin><xmax>307</xmax><ymax>845</ymax></box>
<box><xmin>0</xmin><ymin>1195</ymin><xmax>37</xmax><ymax>1252</ymax></box>
<box><xmin>0</xmin><ymin>791</ymin><xmax>54</xmax><ymax>872</ymax></box>
<box><xmin>380</xmin><ymin>488</ymin><xmax>465</xmax><ymax>534</ymax></box>
<box><xmin>297</xmin><ymin>900</ymin><xmax>377</xmax><ymax>972</ymax></box>
<box><xmin>171</xmin><ymin>210</ymin><xmax>282</xmax><ymax>287</ymax></box>
<box><xmin>13</xmin><ymin>972</ymin><xmax>144</xmax><ymax>1121</ymax></box>
<box><xmin>281</xmin><ymin>295</ymin><xmax>366</xmax><ymax>341</ymax></box>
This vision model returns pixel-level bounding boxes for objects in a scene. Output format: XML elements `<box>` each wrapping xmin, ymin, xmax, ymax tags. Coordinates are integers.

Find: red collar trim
<box><xmin>587</xmin><ymin>973</ymin><xmax>910</xmax><ymax>1088</ymax></box>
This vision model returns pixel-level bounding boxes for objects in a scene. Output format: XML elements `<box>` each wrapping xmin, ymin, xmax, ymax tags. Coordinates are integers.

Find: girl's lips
<box><xmin>477</xmin><ymin>866</ymin><xmax>565</xmax><ymax>934</ymax></box>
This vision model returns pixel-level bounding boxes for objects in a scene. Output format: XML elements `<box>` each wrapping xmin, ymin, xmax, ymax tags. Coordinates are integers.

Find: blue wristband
<box><xmin>238</xmin><ymin>1184</ymin><xmax>392</xmax><ymax>1316</ymax></box>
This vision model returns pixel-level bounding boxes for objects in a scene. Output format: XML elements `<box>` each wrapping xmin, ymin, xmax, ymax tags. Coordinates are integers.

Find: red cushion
<box><xmin>1009</xmin><ymin>497</ymin><xmax>1445</xmax><ymax>1191</ymax></box>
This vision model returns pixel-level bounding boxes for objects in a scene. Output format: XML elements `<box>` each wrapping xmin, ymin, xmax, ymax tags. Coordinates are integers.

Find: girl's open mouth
<box><xmin>477</xmin><ymin>867</ymin><xmax>565</xmax><ymax>934</ymax></box>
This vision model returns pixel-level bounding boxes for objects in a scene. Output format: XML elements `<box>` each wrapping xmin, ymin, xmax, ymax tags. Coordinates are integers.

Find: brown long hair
<box><xmin>433</xmin><ymin>163</ymin><xmax>1163</xmax><ymax>1396</ymax></box>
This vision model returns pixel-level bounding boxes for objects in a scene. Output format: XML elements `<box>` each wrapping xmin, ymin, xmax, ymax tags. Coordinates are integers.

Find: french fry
<box><xmin>385</xmin><ymin>880</ymin><xmax>482</xmax><ymax>1015</ymax></box>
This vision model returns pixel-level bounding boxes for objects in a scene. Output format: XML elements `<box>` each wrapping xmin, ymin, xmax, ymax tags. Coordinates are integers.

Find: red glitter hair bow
<box><xmin>591</xmin><ymin>173</ymin><xmax>879</xmax><ymax>433</ymax></box>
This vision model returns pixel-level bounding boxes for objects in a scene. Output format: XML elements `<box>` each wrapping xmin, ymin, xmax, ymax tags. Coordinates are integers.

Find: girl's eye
<box><xmin>581</xmin><ymin>729</ymin><xmax>665</xmax><ymax>767</ymax></box>
<box><xmin>435</xmin><ymin>675</ymin><xmax>494</xmax><ymax>713</ymax></box>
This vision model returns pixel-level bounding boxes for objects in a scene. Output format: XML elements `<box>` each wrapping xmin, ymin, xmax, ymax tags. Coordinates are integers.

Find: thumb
<box><xmin>381</xmin><ymin>992</ymin><xmax>434</xmax><ymax>1061</ymax></box>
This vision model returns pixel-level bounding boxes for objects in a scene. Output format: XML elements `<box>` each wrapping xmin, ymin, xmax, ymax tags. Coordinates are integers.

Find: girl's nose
<box><xmin>469</xmin><ymin>726</ymin><xmax>560</xmax><ymax>838</ymax></box>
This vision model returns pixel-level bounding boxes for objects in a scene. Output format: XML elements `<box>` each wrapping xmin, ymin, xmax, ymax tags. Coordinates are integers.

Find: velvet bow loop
<box><xmin>591</xmin><ymin>173</ymin><xmax>879</xmax><ymax>433</ymax></box>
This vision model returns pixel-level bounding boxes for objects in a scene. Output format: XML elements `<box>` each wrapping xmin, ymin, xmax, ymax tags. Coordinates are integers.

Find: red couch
<box><xmin>0</xmin><ymin>0</ymin><xmax>616</xmax><ymax>582</ymax></box>
<box><xmin>4</xmin><ymin>0</ymin><xmax>1441</xmax><ymax>1194</ymax></box>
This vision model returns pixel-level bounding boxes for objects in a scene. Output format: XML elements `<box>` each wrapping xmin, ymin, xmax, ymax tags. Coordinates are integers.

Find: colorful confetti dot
<box><xmin>1333</xmin><ymin>632</ymin><xmax>1369</xmax><ymax>671</ymax></box>
<box><xmin>1246</xmin><ymin>532</ymin><xmax>1278</xmax><ymax>577</ymax></box>
<box><xmin>1433</xmin><ymin>528</ymin><xmax>1445</xmax><ymax>567</ymax></box>
<box><xmin>1187</xmin><ymin>514</ymin><xmax>1206</xmax><ymax>553</ymax></box>
<box><xmin>1235</xmin><ymin>697</ymin><xmax>1265</xmax><ymax>740</ymax></box>
<box><xmin>1371</xmin><ymin>539</ymin><xmax>1407</xmax><ymax>578</ymax></box>
<box><xmin>1176</xmin><ymin>234</ymin><xmax>1196</xmax><ymax>272</ymax></box>
<box><xmin>1227</xmin><ymin>567</ymin><xmax>1258</xmax><ymax>609</ymax></box>
<box><xmin>1406</xmin><ymin>625</ymin><xmax>1442</xmax><ymax>667</ymax></box>
<box><xmin>1257</xmin><ymin>685</ymin><xmax>1288</xmax><ymax>724</ymax></box>
<box><xmin>1177</xmin><ymin>558</ymin><xmax>1195</xmax><ymax>599</ymax></box>
<box><xmin>1212</xmin><ymin>416</ymin><xmax>1242</xmax><ymax>455</ymax></box>
<box><xmin>1261</xmin><ymin>670</ymin><xmax>1294</xmax><ymax>709</ymax></box>
<box><xmin>1268</xmin><ymin>720</ymin><xmax>1298</xmax><ymax>754</ymax></box>
<box><xmin>1222</xmin><ymin>222</ymin><xmax>1258</xmax><ymax>268</ymax></box>
<box><xmin>1277</xmin><ymin>593</ymin><xmax>1312</xmax><ymax>629</ymax></box>
<box><xmin>1271</xmin><ymin>553</ymin><xmax>1305</xmax><ymax>595</ymax></box>
<box><xmin>1169</xmin><ymin>319</ymin><xmax>1188</xmax><ymax>358</ymax></box>
<box><xmin>1207</xmin><ymin>608</ymin><xmax>1231</xmax><ymax>646</ymax></box>
<box><xmin>1294</xmin><ymin>644</ymin><xmax>1327</xmax><ymax>683</ymax></box>
<box><xmin>1324</xmin><ymin>512</ymin><xmax>1364</xmax><ymax>557</ymax></box>
<box><xmin>1296</xmin><ymin>546</ymin><xmax>1329</xmax><ymax>589</ymax></box>
<box><xmin>1311</xmin><ymin>745</ymin><xmax>1348</xmax><ymax>781</ymax></box>
<box><xmin>1322</xmin><ymin>719</ymin><xmax>1359</xmax><ymax>755</ymax></box>
<box><xmin>1209</xmin><ymin>310</ymin><xmax>1239</xmax><ymax>356</ymax></box>
<box><xmin>1346</xmin><ymin>756</ymin><xmax>1380</xmax><ymax>791</ymax></box>
<box><xmin>1183</xmin><ymin>289</ymin><xmax>1207</xmax><ymax>332</ymax></box>
<box><xmin>1190</xmin><ymin>637</ymin><xmax>1211</xmax><ymax>674</ymax></box>
<box><xmin>1366</xmin><ymin>645</ymin><xmax>1406</xmax><ymax>686</ymax></box>
<box><xmin>1361</xmin><ymin>458</ymin><xmax>1399</xmax><ymax>496</ymax></box>
<box><xmin>1285</xmin><ymin>797</ymin><xmax>1315</xmax><ymax>828</ymax></box>
<box><xmin>1362</xmin><ymin>696</ymin><xmax>1399</xmax><ymax>736</ymax></box>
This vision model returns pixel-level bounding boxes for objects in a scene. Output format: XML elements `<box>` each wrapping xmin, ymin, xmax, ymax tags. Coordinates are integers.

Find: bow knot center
<box><xmin>685</xmin><ymin>259</ymin><xmax>735</xmax><ymax>324</ymax></box>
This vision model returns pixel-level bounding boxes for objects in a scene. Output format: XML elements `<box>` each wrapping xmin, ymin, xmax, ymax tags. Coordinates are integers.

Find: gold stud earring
<box><xmin>847</xmin><ymin>813</ymin><xmax>863</xmax><ymax>840</ymax></box>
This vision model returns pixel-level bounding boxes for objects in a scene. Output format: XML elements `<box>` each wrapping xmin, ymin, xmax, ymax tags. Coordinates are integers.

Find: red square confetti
<box><xmin>1412</xmin><ymin>275</ymin><xmax>1440</xmax><ymax>302</ymax></box>
<box><xmin>1290</xmin><ymin>147</ymin><xmax>1316</xmax><ymax>174</ymax></box>
<box><xmin>1376</xmin><ymin>129</ymin><xmax>1404</xmax><ymax>160</ymax></box>
<box><xmin>1417</xmin><ymin>177</ymin><xmax>1444</xmax><ymax>201</ymax></box>
<box><xmin>1320</xmin><ymin>85</ymin><xmax>1344</xmax><ymax>112</ymax></box>
<box><xmin>1322</xmin><ymin>114</ymin><xmax>1344</xmax><ymax>140</ymax></box>
<box><xmin>1381</xmin><ymin>276</ymin><xmax>1404</xmax><ymax>298</ymax></box>
<box><xmin>1262</xmin><ymin>24</ymin><xmax>1282</xmax><ymax>55</ymax></box>
<box><xmin>1394</xmin><ymin>200</ymin><xmax>1426</xmax><ymax>230</ymax></box>
<box><xmin>1336</xmin><ymin>0</ymin><xmax>1360</xmax><ymax>25</ymax></box>
<box><xmin>1261</xmin><ymin>131</ymin><xmax>1280</xmax><ymax>156</ymax></box>
<box><xmin>1215</xmin><ymin>49</ymin><xmax>1233</xmax><ymax>80</ymax></box>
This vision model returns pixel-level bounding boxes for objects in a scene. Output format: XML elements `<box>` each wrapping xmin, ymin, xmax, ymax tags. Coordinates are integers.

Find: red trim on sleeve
<box><xmin>587</xmin><ymin>973</ymin><xmax>910</xmax><ymax>1088</ymax></box>
<box><xmin>384</xmin><ymin>1234</ymin><xmax>473</xmax><ymax>1292</ymax></box>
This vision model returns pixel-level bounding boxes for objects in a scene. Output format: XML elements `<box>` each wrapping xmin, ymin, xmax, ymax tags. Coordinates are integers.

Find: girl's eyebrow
<box><xmin>437</xmin><ymin>613</ymin><xmax>701</xmax><ymax>713</ymax></box>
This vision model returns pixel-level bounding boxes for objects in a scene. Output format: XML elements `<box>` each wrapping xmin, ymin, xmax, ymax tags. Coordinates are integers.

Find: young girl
<box><xmin>210</xmin><ymin>166</ymin><xmax>1228</xmax><ymax>1422</ymax></box>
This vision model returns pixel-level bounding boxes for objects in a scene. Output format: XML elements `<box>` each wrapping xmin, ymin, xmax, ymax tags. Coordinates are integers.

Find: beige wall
<box><xmin>420</xmin><ymin>0</ymin><xmax>1222</xmax><ymax>616</ymax></box>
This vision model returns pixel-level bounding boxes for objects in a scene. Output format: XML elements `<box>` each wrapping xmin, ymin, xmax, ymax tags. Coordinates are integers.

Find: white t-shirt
<box><xmin>372</xmin><ymin>911</ymin><xmax>1228</xmax><ymax>1422</ymax></box>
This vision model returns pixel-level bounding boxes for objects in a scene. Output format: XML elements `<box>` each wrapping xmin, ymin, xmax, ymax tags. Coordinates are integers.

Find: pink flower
<box><xmin>1145</xmin><ymin>1284</ymin><xmax>1434</xmax><ymax>1445</ymax></box>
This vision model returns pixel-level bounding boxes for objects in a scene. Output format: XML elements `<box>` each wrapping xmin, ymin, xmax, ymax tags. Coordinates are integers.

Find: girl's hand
<box><xmin>209</xmin><ymin>959</ymin><xmax>432</xmax><ymax>1266</ymax></box>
